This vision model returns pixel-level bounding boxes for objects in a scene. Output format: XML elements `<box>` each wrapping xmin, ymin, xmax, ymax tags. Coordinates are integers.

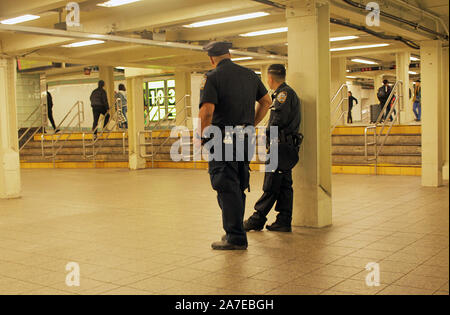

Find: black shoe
<box><xmin>266</xmin><ymin>222</ymin><xmax>292</xmax><ymax>232</ymax></box>
<box><xmin>55</xmin><ymin>129</ymin><xmax>61</xmax><ymax>134</ymax></box>
<box><xmin>211</xmin><ymin>240</ymin><xmax>247</xmax><ymax>250</ymax></box>
<box><xmin>244</xmin><ymin>213</ymin><xmax>267</xmax><ymax>232</ymax></box>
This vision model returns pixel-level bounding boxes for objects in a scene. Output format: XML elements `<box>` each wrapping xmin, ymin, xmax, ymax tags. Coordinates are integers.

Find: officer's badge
<box><xmin>277</xmin><ymin>91</ymin><xmax>287</xmax><ymax>104</ymax></box>
<box><xmin>200</xmin><ymin>75</ymin><xmax>207</xmax><ymax>90</ymax></box>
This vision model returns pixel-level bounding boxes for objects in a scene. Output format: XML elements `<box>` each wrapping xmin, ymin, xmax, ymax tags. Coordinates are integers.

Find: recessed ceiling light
<box><xmin>410</xmin><ymin>56</ymin><xmax>420</xmax><ymax>61</ymax></box>
<box><xmin>331</xmin><ymin>43</ymin><xmax>390</xmax><ymax>52</ymax></box>
<box><xmin>231</xmin><ymin>57</ymin><xmax>253</xmax><ymax>62</ymax></box>
<box><xmin>346</xmin><ymin>76</ymin><xmax>357</xmax><ymax>79</ymax></box>
<box><xmin>240</xmin><ymin>27</ymin><xmax>288</xmax><ymax>37</ymax></box>
<box><xmin>330</xmin><ymin>36</ymin><xmax>359</xmax><ymax>42</ymax></box>
<box><xmin>184</xmin><ymin>12</ymin><xmax>269</xmax><ymax>28</ymax></box>
<box><xmin>97</xmin><ymin>0</ymin><xmax>141</xmax><ymax>8</ymax></box>
<box><xmin>62</xmin><ymin>40</ymin><xmax>105</xmax><ymax>48</ymax></box>
<box><xmin>409</xmin><ymin>71</ymin><xmax>418</xmax><ymax>75</ymax></box>
<box><xmin>351</xmin><ymin>58</ymin><xmax>379</xmax><ymax>65</ymax></box>
<box><xmin>1</xmin><ymin>14</ymin><xmax>40</xmax><ymax>25</ymax></box>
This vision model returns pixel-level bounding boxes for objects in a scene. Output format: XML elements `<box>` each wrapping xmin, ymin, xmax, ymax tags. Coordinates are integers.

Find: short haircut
<box><xmin>118</xmin><ymin>83</ymin><xmax>126</xmax><ymax>91</ymax></box>
<box><xmin>268</xmin><ymin>64</ymin><xmax>286</xmax><ymax>82</ymax></box>
<box><xmin>98</xmin><ymin>80</ymin><xmax>105</xmax><ymax>88</ymax></box>
<box><xmin>383</xmin><ymin>79</ymin><xmax>389</xmax><ymax>85</ymax></box>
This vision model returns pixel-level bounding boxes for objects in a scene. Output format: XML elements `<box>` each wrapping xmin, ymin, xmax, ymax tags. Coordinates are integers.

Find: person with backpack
<box><xmin>377</xmin><ymin>79</ymin><xmax>395</xmax><ymax>122</ymax></box>
<box><xmin>90</xmin><ymin>80</ymin><xmax>110</xmax><ymax>138</ymax></box>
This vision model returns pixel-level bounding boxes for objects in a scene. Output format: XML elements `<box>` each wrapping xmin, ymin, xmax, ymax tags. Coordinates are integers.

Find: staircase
<box><xmin>332</xmin><ymin>125</ymin><xmax>422</xmax><ymax>176</ymax></box>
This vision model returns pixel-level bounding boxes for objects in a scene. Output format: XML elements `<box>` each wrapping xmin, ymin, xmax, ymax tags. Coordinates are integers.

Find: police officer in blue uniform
<box><xmin>197</xmin><ymin>42</ymin><xmax>272</xmax><ymax>250</ymax></box>
<box><xmin>244</xmin><ymin>64</ymin><xmax>302</xmax><ymax>233</ymax></box>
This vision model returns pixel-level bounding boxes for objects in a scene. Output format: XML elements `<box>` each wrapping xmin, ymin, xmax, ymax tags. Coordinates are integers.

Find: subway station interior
<box><xmin>0</xmin><ymin>0</ymin><xmax>449</xmax><ymax>296</ymax></box>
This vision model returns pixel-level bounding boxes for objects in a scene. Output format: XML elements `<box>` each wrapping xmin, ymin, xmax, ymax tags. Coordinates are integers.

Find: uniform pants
<box><xmin>92</xmin><ymin>107</ymin><xmax>110</xmax><ymax>135</ymax></box>
<box><xmin>209</xmin><ymin>160</ymin><xmax>249</xmax><ymax>246</ymax></box>
<box><xmin>255</xmin><ymin>170</ymin><xmax>293</xmax><ymax>226</ymax></box>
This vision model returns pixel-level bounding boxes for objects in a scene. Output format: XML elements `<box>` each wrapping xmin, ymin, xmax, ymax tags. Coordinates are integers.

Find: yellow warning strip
<box><xmin>332</xmin><ymin>164</ymin><xmax>421</xmax><ymax>176</ymax></box>
<box><xmin>333</xmin><ymin>125</ymin><xmax>421</xmax><ymax>135</ymax></box>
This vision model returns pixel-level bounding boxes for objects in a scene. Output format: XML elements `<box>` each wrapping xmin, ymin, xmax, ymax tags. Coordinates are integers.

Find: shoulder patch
<box><xmin>277</xmin><ymin>91</ymin><xmax>287</xmax><ymax>104</ymax></box>
<box><xmin>200</xmin><ymin>75</ymin><xmax>207</xmax><ymax>90</ymax></box>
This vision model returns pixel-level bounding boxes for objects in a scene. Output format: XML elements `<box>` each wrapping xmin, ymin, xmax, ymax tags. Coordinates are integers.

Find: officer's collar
<box><xmin>216</xmin><ymin>58</ymin><xmax>232</xmax><ymax>68</ymax></box>
<box><xmin>273</xmin><ymin>82</ymin><xmax>287</xmax><ymax>95</ymax></box>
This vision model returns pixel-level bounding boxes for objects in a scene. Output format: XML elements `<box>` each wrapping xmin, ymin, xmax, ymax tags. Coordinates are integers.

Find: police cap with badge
<box><xmin>203</xmin><ymin>41</ymin><xmax>233</xmax><ymax>56</ymax></box>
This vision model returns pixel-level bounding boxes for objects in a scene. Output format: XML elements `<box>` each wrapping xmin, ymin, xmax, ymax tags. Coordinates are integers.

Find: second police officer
<box><xmin>244</xmin><ymin>64</ymin><xmax>302</xmax><ymax>233</ymax></box>
<box><xmin>197</xmin><ymin>42</ymin><xmax>272</xmax><ymax>250</ymax></box>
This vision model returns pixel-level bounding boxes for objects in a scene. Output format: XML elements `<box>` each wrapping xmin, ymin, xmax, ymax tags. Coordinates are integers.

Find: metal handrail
<box><xmin>41</xmin><ymin>101</ymin><xmax>85</xmax><ymax>161</ymax></box>
<box><xmin>150</xmin><ymin>95</ymin><xmax>191</xmax><ymax>130</ymax></box>
<box><xmin>150</xmin><ymin>96</ymin><xmax>191</xmax><ymax>157</ymax></box>
<box><xmin>364</xmin><ymin>81</ymin><xmax>404</xmax><ymax>174</ymax></box>
<box><xmin>19</xmin><ymin>104</ymin><xmax>45</xmax><ymax>151</ymax></box>
<box><xmin>82</xmin><ymin>109</ymin><xmax>127</xmax><ymax>160</ymax></box>
<box><xmin>330</xmin><ymin>84</ymin><xmax>348</xmax><ymax>133</ymax></box>
<box><xmin>137</xmin><ymin>95</ymin><xmax>192</xmax><ymax>165</ymax></box>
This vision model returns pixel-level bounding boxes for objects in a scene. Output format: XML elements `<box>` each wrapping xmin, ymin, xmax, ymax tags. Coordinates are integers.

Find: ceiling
<box><xmin>0</xmin><ymin>0</ymin><xmax>448</xmax><ymax>77</ymax></box>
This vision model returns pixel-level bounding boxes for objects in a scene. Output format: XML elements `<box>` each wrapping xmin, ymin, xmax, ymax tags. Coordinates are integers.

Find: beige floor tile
<box><xmin>311</xmin><ymin>265</ymin><xmax>363</xmax><ymax>279</ymax></box>
<box><xmin>292</xmin><ymin>274</ymin><xmax>346</xmax><ymax>290</ymax></box>
<box><xmin>0</xmin><ymin>169</ymin><xmax>447</xmax><ymax>296</ymax></box>
<box><xmin>128</xmin><ymin>276</ymin><xmax>187</xmax><ymax>293</ymax></box>
<box><xmin>330</xmin><ymin>279</ymin><xmax>386</xmax><ymax>295</ymax></box>
<box><xmin>394</xmin><ymin>274</ymin><xmax>448</xmax><ymax>291</ymax></box>
<box><xmin>266</xmin><ymin>284</ymin><xmax>323</xmax><ymax>295</ymax></box>
<box><xmin>377</xmin><ymin>285</ymin><xmax>435</xmax><ymax>295</ymax></box>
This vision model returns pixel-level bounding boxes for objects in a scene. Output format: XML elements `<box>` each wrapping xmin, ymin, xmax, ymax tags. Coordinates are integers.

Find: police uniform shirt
<box><xmin>268</xmin><ymin>82</ymin><xmax>301</xmax><ymax>135</ymax></box>
<box><xmin>200</xmin><ymin>59</ymin><xmax>268</xmax><ymax>127</ymax></box>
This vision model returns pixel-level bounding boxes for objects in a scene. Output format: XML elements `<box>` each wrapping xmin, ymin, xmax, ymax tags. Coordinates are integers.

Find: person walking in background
<box><xmin>347</xmin><ymin>91</ymin><xmax>358</xmax><ymax>124</ymax></box>
<box><xmin>377</xmin><ymin>79</ymin><xmax>395</xmax><ymax>122</ymax></box>
<box><xmin>413</xmin><ymin>79</ymin><xmax>421</xmax><ymax>122</ymax></box>
<box><xmin>90</xmin><ymin>80</ymin><xmax>110</xmax><ymax>138</ymax></box>
<box><xmin>115</xmin><ymin>84</ymin><xmax>128</xmax><ymax>129</ymax></box>
<box><xmin>46</xmin><ymin>85</ymin><xmax>60</xmax><ymax>133</ymax></box>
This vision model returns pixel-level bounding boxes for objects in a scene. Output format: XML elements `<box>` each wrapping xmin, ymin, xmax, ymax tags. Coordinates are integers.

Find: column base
<box><xmin>0</xmin><ymin>149</ymin><xmax>21</xmax><ymax>199</ymax></box>
<box><xmin>443</xmin><ymin>162</ymin><xmax>449</xmax><ymax>181</ymax></box>
<box><xmin>129</xmin><ymin>154</ymin><xmax>146</xmax><ymax>170</ymax></box>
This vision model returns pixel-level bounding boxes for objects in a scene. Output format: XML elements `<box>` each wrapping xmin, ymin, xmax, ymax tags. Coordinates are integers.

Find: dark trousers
<box><xmin>255</xmin><ymin>170</ymin><xmax>293</xmax><ymax>226</ymax></box>
<box><xmin>209</xmin><ymin>160</ymin><xmax>250</xmax><ymax>246</ymax></box>
<box><xmin>347</xmin><ymin>109</ymin><xmax>353</xmax><ymax>124</ymax></box>
<box><xmin>47</xmin><ymin>106</ymin><xmax>57</xmax><ymax>130</ymax></box>
<box><xmin>92</xmin><ymin>107</ymin><xmax>110</xmax><ymax>135</ymax></box>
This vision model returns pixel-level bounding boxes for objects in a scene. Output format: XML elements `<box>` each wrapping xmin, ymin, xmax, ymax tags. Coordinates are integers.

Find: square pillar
<box><xmin>99</xmin><ymin>66</ymin><xmax>115</xmax><ymax>116</ymax></box>
<box><xmin>127</xmin><ymin>77</ymin><xmax>146</xmax><ymax>170</ymax></box>
<box><xmin>442</xmin><ymin>47</ymin><xmax>449</xmax><ymax>181</ymax></box>
<box><xmin>174</xmin><ymin>72</ymin><xmax>192</xmax><ymax>129</ymax></box>
<box><xmin>421</xmin><ymin>40</ymin><xmax>444</xmax><ymax>187</ymax></box>
<box><xmin>396</xmin><ymin>52</ymin><xmax>413</xmax><ymax>124</ymax></box>
<box><xmin>0</xmin><ymin>57</ymin><xmax>21</xmax><ymax>199</ymax></box>
<box><xmin>331</xmin><ymin>57</ymin><xmax>347</xmax><ymax>125</ymax></box>
<box><xmin>287</xmin><ymin>0</ymin><xmax>332</xmax><ymax>228</ymax></box>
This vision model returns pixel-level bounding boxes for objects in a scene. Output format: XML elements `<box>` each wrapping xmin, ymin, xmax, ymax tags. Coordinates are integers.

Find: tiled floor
<box><xmin>0</xmin><ymin>169</ymin><xmax>448</xmax><ymax>295</ymax></box>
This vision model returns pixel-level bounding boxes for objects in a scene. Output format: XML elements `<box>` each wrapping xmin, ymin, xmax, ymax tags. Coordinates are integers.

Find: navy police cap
<box><xmin>203</xmin><ymin>41</ymin><xmax>232</xmax><ymax>57</ymax></box>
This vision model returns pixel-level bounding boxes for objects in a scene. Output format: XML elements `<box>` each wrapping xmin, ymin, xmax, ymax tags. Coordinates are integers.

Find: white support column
<box><xmin>421</xmin><ymin>40</ymin><xmax>444</xmax><ymax>187</ymax></box>
<box><xmin>99</xmin><ymin>66</ymin><xmax>115</xmax><ymax>116</ymax></box>
<box><xmin>0</xmin><ymin>57</ymin><xmax>21</xmax><ymax>199</ymax></box>
<box><xmin>396</xmin><ymin>52</ymin><xmax>413</xmax><ymax>124</ymax></box>
<box><xmin>287</xmin><ymin>0</ymin><xmax>332</xmax><ymax>228</ymax></box>
<box><xmin>441</xmin><ymin>47</ymin><xmax>449</xmax><ymax>181</ymax></box>
<box><xmin>175</xmin><ymin>71</ymin><xmax>192</xmax><ymax>129</ymax></box>
<box><xmin>331</xmin><ymin>57</ymin><xmax>347</xmax><ymax>125</ymax></box>
<box><xmin>373</xmin><ymin>74</ymin><xmax>384</xmax><ymax>102</ymax></box>
<box><xmin>127</xmin><ymin>76</ymin><xmax>146</xmax><ymax>170</ymax></box>
<box><xmin>260</xmin><ymin>64</ymin><xmax>270</xmax><ymax>90</ymax></box>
